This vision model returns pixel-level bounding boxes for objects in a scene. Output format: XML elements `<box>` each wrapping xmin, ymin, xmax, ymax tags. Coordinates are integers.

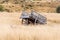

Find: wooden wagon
<box><xmin>20</xmin><ymin>10</ymin><xmax>47</xmax><ymax>24</ymax></box>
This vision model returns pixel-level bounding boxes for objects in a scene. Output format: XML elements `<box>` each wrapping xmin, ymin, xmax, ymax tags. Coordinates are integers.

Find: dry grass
<box><xmin>0</xmin><ymin>12</ymin><xmax>60</xmax><ymax>40</ymax></box>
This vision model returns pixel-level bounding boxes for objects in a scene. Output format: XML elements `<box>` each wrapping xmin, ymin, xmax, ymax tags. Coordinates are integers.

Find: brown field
<box><xmin>0</xmin><ymin>12</ymin><xmax>60</xmax><ymax>40</ymax></box>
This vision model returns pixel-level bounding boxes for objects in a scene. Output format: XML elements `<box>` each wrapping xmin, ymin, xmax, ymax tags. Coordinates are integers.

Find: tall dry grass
<box><xmin>0</xmin><ymin>12</ymin><xmax>60</xmax><ymax>40</ymax></box>
<box><xmin>0</xmin><ymin>24</ymin><xmax>60</xmax><ymax>40</ymax></box>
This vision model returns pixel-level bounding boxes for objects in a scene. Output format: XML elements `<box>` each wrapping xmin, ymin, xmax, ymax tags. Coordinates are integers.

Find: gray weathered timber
<box><xmin>20</xmin><ymin>10</ymin><xmax>47</xmax><ymax>24</ymax></box>
<box><xmin>20</xmin><ymin>11</ymin><xmax>30</xmax><ymax>19</ymax></box>
<box><xmin>31</xmin><ymin>10</ymin><xmax>47</xmax><ymax>24</ymax></box>
<box><xmin>20</xmin><ymin>11</ymin><xmax>30</xmax><ymax>24</ymax></box>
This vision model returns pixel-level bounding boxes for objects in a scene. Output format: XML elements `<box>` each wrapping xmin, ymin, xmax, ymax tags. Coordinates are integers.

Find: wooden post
<box><xmin>22</xmin><ymin>19</ymin><xmax>23</xmax><ymax>24</ymax></box>
<box><xmin>26</xmin><ymin>19</ymin><xmax>28</xmax><ymax>24</ymax></box>
<box><xmin>24</xmin><ymin>18</ymin><xmax>29</xmax><ymax>24</ymax></box>
<box><xmin>35</xmin><ymin>18</ymin><xmax>37</xmax><ymax>25</ymax></box>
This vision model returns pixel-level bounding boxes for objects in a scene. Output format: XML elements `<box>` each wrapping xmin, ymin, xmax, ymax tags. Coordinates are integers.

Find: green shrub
<box><xmin>56</xmin><ymin>6</ymin><xmax>60</xmax><ymax>13</ymax></box>
<box><xmin>0</xmin><ymin>5</ymin><xmax>4</xmax><ymax>12</ymax></box>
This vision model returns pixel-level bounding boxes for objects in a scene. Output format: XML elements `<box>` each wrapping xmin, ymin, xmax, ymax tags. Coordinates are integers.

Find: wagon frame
<box><xmin>20</xmin><ymin>10</ymin><xmax>47</xmax><ymax>25</ymax></box>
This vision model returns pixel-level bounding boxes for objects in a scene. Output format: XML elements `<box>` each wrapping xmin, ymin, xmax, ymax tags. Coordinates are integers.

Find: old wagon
<box><xmin>20</xmin><ymin>10</ymin><xmax>47</xmax><ymax>24</ymax></box>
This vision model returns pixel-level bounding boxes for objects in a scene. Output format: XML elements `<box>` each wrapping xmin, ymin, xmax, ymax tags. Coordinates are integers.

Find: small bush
<box><xmin>56</xmin><ymin>6</ymin><xmax>60</xmax><ymax>13</ymax></box>
<box><xmin>28</xmin><ymin>5</ymin><xmax>33</xmax><ymax>9</ymax></box>
<box><xmin>0</xmin><ymin>5</ymin><xmax>4</xmax><ymax>12</ymax></box>
<box><xmin>5</xmin><ymin>9</ymin><xmax>10</xmax><ymax>12</ymax></box>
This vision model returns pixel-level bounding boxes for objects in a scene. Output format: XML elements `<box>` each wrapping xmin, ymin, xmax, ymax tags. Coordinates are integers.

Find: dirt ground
<box><xmin>0</xmin><ymin>12</ymin><xmax>60</xmax><ymax>40</ymax></box>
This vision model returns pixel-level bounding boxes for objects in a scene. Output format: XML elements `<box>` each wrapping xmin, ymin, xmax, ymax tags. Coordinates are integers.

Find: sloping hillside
<box><xmin>0</xmin><ymin>0</ymin><xmax>60</xmax><ymax>13</ymax></box>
